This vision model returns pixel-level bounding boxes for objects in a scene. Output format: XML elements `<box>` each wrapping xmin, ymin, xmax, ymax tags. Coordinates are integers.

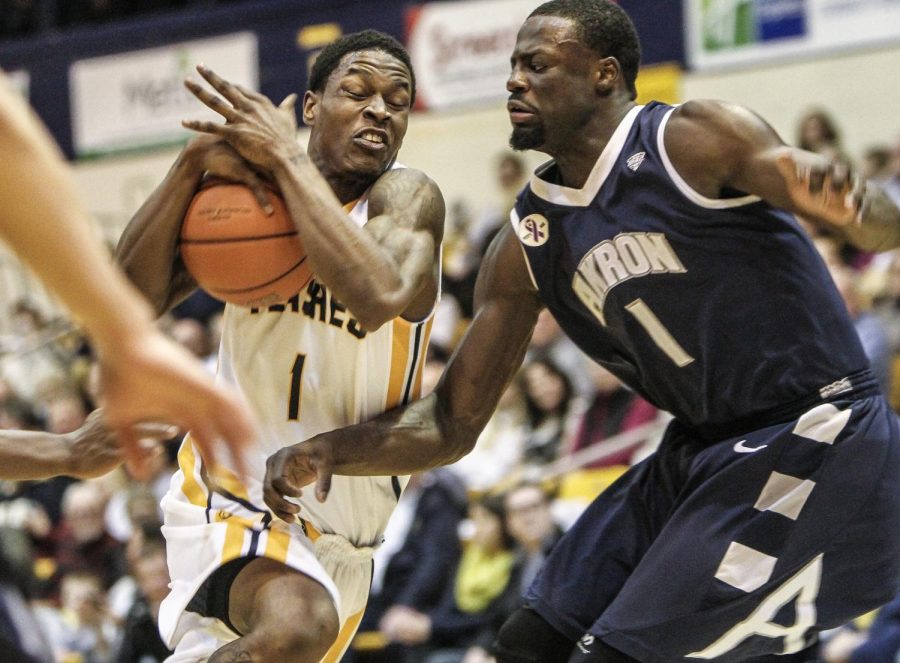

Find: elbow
<box><xmin>354</xmin><ymin>307</ymin><xmax>395</xmax><ymax>333</ymax></box>
<box><xmin>435</xmin><ymin>413</ymin><xmax>480</xmax><ymax>467</ymax></box>
<box><xmin>352</xmin><ymin>292</ymin><xmax>410</xmax><ymax>332</ymax></box>
<box><xmin>441</xmin><ymin>434</ymin><xmax>478</xmax><ymax>466</ymax></box>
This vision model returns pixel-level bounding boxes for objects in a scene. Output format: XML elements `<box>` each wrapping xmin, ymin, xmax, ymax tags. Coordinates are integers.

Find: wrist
<box><xmin>88</xmin><ymin>293</ymin><xmax>155</xmax><ymax>355</ymax></box>
<box><xmin>178</xmin><ymin>139</ymin><xmax>216</xmax><ymax>181</ymax></box>
<box><xmin>48</xmin><ymin>433</ymin><xmax>76</xmax><ymax>477</ymax></box>
<box><xmin>272</xmin><ymin>147</ymin><xmax>310</xmax><ymax>175</ymax></box>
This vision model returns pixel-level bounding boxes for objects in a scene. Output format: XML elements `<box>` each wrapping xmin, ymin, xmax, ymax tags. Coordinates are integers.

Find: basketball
<box><xmin>180</xmin><ymin>179</ymin><xmax>313</xmax><ymax>307</ymax></box>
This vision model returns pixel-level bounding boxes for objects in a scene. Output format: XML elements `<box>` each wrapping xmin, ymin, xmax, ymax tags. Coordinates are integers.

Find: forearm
<box><xmin>0</xmin><ymin>430</ymin><xmax>71</xmax><ymax>480</ymax></box>
<box><xmin>271</xmin><ymin>152</ymin><xmax>406</xmax><ymax>325</ymax></box>
<box><xmin>322</xmin><ymin>394</ymin><xmax>478</xmax><ymax>476</ymax></box>
<box><xmin>0</xmin><ymin>80</ymin><xmax>155</xmax><ymax>345</ymax></box>
<box><xmin>115</xmin><ymin>147</ymin><xmax>204</xmax><ymax>315</ymax></box>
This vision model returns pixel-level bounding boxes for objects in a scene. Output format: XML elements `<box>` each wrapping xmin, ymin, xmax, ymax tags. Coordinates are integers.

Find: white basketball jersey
<box><xmin>177</xmin><ymin>183</ymin><xmax>435</xmax><ymax>547</ymax></box>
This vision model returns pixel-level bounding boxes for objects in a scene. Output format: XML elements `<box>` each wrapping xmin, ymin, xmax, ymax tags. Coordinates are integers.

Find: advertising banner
<box><xmin>687</xmin><ymin>0</ymin><xmax>900</xmax><ymax>70</ymax></box>
<box><xmin>70</xmin><ymin>32</ymin><xmax>257</xmax><ymax>157</ymax></box>
<box><xmin>407</xmin><ymin>0</ymin><xmax>538</xmax><ymax>110</ymax></box>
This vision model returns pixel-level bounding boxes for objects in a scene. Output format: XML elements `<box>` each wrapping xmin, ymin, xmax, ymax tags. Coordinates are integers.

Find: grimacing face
<box><xmin>304</xmin><ymin>49</ymin><xmax>412</xmax><ymax>182</ymax></box>
<box><xmin>507</xmin><ymin>15</ymin><xmax>601</xmax><ymax>154</ymax></box>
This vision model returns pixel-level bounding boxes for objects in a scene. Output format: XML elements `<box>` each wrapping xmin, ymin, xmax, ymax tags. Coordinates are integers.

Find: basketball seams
<box><xmin>180</xmin><ymin>230</ymin><xmax>298</xmax><ymax>244</ymax></box>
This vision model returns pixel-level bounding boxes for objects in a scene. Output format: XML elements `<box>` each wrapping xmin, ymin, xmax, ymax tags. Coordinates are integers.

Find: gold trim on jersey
<box><xmin>177</xmin><ymin>436</ymin><xmax>208</xmax><ymax>508</ymax></box>
<box><xmin>322</xmin><ymin>609</ymin><xmax>365</xmax><ymax>663</ymax></box>
<box><xmin>386</xmin><ymin>316</ymin><xmax>433</xmax><ymax>410</ymax></box>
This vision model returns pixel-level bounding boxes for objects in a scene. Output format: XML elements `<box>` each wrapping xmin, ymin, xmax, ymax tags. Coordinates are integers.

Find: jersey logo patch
<box><xmin>519</xmin><ymin>214</ymin><xmax>549</xmax><ymax>247</ymax></box>
<box><xmin>626</xmin><ymin>151</ymin><xmax>646</xmax><ymax>171</ymax></box>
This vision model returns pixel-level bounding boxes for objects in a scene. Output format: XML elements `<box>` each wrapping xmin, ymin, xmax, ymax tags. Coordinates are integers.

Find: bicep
<box><xmin>365</xmin><ymin>169</ymin><xmax>444</xmax><ymax>280</ymax></box>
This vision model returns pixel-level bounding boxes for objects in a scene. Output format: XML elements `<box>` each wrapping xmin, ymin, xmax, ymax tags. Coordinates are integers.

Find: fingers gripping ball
<box><xmin>180</xmin><ymin>180</ymin><xmax>313</xmax><ymax>307</ymax></box>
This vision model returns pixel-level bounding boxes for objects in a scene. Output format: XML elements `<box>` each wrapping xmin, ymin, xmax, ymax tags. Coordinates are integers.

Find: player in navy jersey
<box><xmin>263</xmin><ymin>1</ymin><xmax>900</xmax><ymax>661</ymax></box>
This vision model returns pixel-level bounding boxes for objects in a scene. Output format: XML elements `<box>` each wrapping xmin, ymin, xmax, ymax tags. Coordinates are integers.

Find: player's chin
<box><xmin>509</xmin><ymin>125</ymin><xmax>544</xmax><ymax>152</ymax></box>
<box><xmin>348</xmin><ymin>151</ymin><xmax>394</xmax><ymax>177</ymax></box>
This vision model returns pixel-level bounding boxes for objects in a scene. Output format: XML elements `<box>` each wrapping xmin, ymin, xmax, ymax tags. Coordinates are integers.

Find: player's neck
<box><xmin>553</xmin><ymin>101</ymin><xmax>636</xmax><ymax>189</ymax></box>
<box><xmin>310</xmin><ymin>149</ymin><xmax>379</xmax><ymax>205</ymax></box>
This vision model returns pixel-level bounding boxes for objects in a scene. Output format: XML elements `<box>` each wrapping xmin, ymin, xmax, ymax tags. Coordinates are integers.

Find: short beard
<box><xmin>509</xmin><ymin>124</ymin><xmax>545</xmax><ymax>151</ymax></box>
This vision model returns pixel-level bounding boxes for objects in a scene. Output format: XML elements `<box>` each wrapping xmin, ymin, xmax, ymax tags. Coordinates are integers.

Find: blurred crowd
<box><xmin>0</xmin><ymin>0</ymin><xmax>250</xmax><ymax>38</ymax></box>
<box><xmin>0</xmin><ymin>111</ymin><xmax>898</xmax><ymax>663</ymax></box>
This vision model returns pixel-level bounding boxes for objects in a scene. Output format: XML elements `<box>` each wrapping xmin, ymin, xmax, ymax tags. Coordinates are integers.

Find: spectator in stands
<box><xmin>526</xmin><ymin>309</ymin><xmax>593</xmax><ymax>397</ymax></box>
<box><xmin>829</xmin><ymin>263</ymin><xmax>892</xmax><ymax>396</ymax></box>
<box><xmin>519</xmin><ymin>358</ymin><xmax>576</xmax><ymax>467</ymax></box>
<box><xmin>34</xmin><ymin>571</ymin><xmax>118</xmax><ymax>663</ymax></box>
<box><xmin>111</xmin><ymin>534</ymin><xmax>173</xmax><ymax>662</ymax></box>
<box><xmin>503</xmin><ymin>482</ymin><xmax>563</xmax><ymax>599</ymax></box>
<box><xmin>871</xmin><ymin>250</ymin><xmax>900</xmax><ymax>354</ymax></box>
<box><xmin>455</xmin><ymin>482</ymin><xmax>565</xmax><ymax>663</ymax></box>
<box><xmin>448</xmin><ymin>380</ymin><xmax>527</xmax><ymax>492</ymax></box>
<box><xmin>351</xmin><ymin>469</ymin><xmax>467</xmax><ymax>662</ymax></box>
<box><xmin>861</xmin><ymin>145</ymin><xmax>894</xmax><ymax>183</ymax></box>
<box><xmin>43</xmin><ymin>390</ymin><xmax>88</xmax><ymax>437</ymax></box>
<box><xmin>380</xmin><ymin>494</ymin><xmax>517</xmax><ymax>663</ymax></box>
<box><xmin>0</xmin><ymin>558</ymin><xmax>53</xmax><ymax>662</ymax></box>
<box><xmin>565</xmin><ymin>363</ymin><xmax>659</xmax><ymax>468</ymax></box>
<box><xmin>442</xmin><ymin>200</ymin><xmax>480</xmax><ymax>320</ymax></box>
<box><xmin>167</xmin><ymin>317</ymin><xmax>209</xmax><ymax>361</ymax></box>
<box><xmin>48</xmin><ymin>481</ymin><xmax>126</xmax><ymax>596</ymax></box>
<box><xmin>884</xmin><ymin>135</ymin><xmax>900</xmax><ymax>205</ymax></box>
<box><xmin>796</xmin><ymin>108</ymin><xmax>848</xmax><ymax>164</ymax></box>
<box><xmin>471</xmin><ymin>152</ymin><xmax>530</xmax><ymax>258</ymax></box>
<box><xmin>0</xmin><ymin>299</ymin><xmax>69</xmax><ymax>405</ymax></box>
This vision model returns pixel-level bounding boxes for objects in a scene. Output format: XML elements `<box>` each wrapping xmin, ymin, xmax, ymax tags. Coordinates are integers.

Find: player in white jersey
<box><xmin>116</xmin><ymin>31</ymin><xmax>444</xmax><ymax>663</ymax></box>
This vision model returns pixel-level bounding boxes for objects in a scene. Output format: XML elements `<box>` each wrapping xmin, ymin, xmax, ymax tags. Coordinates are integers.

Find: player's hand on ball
<box><xmin>775</xmin><ymin>149</ymin><xmax>866</xmax><ymax>227</ymax></box>
<box><xmin>182</xmin><ymin>64</ymin><xmax>300</xmax><ymax>173</ymax></box>
<box><xmin>186</xmin><ymin>135</ymin><xmax>274</xmax><ymax>214</ymax></box>
<box><xmin>264</xmin><ymin>437</ymin><xmax>335</xmax><ymax>521</ymax></box>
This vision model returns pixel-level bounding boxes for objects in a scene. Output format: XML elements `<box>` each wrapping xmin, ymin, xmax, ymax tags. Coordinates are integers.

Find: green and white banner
<box><xmin>687</xmin><ymin>0</ymin><xmax>900</xmax><ymax>70</ymax></box>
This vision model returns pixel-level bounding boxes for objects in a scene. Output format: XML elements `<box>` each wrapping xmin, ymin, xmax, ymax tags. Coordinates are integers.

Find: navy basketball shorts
<box><xmin>526</xmin><ymin>393</ymin><xmax>900</xmax><ymax>662</ymax></box>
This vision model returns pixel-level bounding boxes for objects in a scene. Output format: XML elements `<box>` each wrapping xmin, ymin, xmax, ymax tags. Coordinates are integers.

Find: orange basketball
<box><xmin>180</xmin><ymin>179</ymin><xmax>313</xmax><ymax>307</ymax></box>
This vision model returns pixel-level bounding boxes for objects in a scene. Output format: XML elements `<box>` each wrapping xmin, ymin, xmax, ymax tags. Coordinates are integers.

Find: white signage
<box><xmin>70</xmin><ymin>33</ymin><xmax>258</xmax><ymax>157</ymax></box>
<box><xmin>687</xmin><ymin>0</ymin><xmax>900</xmax><ymax>71</ymax></box>
<box><xmin>408</xmin><ymin>0</ymin><xmax>539</xmax><ymax>110</ymax></box>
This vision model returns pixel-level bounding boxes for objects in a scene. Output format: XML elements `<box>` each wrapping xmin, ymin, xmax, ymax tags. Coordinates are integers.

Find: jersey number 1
<box><xmin>288</xmin><ymin>353</ymin><xmax>307</xmax><ymax>421</ymax></box>
<box><xmin>625</xmin><ymin>298</ymin><xmax>694</xmax><ymax>367</ymax></box>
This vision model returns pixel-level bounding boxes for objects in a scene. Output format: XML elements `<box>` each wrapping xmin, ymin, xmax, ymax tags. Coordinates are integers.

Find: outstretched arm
<box><xmin>665</xmin><ymin>100</ymin><xmax>900</xmax><ymax>251</ymax></box>
<box><xmin>0</xmin><ymin>73</ymin><xmax>256</xmax><ymax>473</ymax></box>
<box><xmin>264</xmin><ymin>225</ymin><xmax>543</xmax><ymax>517</ymax></box>
<box><xmin>181</xmin><ymin>65</ymin><xmax>444</xmax><ymax>329</ymax></box>
<box><xmin>0</xmin><ymin>410</ymin><xmax>171</xmax><ymax>481</ymax></box>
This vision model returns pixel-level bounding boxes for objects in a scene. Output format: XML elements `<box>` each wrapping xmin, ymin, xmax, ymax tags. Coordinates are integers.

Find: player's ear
<box><xmin>302</xmin><ymin>91</ymin><xmax>319</xmax><ymax>127</ymax></box>
<box><xmin>595</xmin><ymin>56</ymin><xmax>620</xmax><ymax>96</ymax></box>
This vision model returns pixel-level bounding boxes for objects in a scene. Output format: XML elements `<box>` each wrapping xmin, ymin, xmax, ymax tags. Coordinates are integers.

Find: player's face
<box><xmin>507</xmin><ymin>16</ymin><xmax>600</xmax><ymax>154</ymax></box>
<box><xmin>305</xmin><ymin>50</ymin><xmax>412</xmax><ymax>182</ymax></box>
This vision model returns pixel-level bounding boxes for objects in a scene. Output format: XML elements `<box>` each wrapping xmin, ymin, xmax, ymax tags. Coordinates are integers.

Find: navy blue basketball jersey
<box><xmin>512</xmin><ymin>102</ymin><xmax>868</xmax><ymax>435</ymax></box>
